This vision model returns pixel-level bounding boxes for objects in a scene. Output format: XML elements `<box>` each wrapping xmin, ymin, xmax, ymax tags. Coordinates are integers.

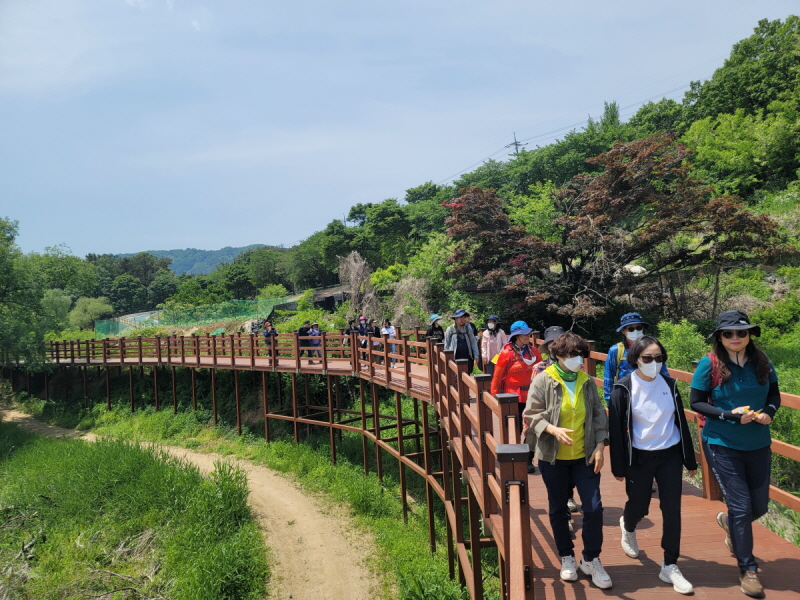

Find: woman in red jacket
<box><xmin>491</xmin><ymin>320</ymin><xmax>542</xmax><ymax>473</ymax></box>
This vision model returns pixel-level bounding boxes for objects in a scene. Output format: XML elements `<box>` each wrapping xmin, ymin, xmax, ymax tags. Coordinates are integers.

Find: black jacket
<box><xmin>608</xmin><ymin>372</ymin><xmax>697</xmax><ymax>478</ymax></box>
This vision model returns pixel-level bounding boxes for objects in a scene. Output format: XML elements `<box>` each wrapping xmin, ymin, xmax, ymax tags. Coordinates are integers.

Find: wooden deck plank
<box><xmin>526</xmin><ymin>448</ymin><xmax>800</xmax><ymax>599</ymax></box>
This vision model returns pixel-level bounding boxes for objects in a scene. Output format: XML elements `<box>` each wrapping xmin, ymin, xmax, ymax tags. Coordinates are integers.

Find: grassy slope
<box><xmin>0</xmin><ymin>422</ymin><xmax>268</xmax><ymax>600</ymax></box>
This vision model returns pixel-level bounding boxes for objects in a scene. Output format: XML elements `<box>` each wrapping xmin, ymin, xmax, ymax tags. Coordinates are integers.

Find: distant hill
<box><xmin>120</xmin><ymin>245</ymin><xmax>276</xmax><ymax>275</ymax></box>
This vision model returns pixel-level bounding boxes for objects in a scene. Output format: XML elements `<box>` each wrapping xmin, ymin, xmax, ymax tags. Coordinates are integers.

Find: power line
<box><xmin>434</xmin><ymin>75</ymin><xmax>711</xmax><ymax>186</ymax></box>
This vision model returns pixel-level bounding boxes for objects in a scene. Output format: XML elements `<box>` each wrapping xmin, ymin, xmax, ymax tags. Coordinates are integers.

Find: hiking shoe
<box><xmin>567</xmin><ymin>497</ymin><xmax>579</xmax><ymax>513</ymax></box>
<box><xmin>717</xmin><ymin>511</ymin><xmax>733</xmax><ymax>553</ymax></box>
<box><xmin>580</xmin><ymin>557</ymin><xmax>612</xmax><ymax>589</ymax></box>
<box><xmin>560</xmin><ymin>555</ymin><xmax>578</xmax><ymax>582</ymax></box>
<box><xmin>740</xmin><ymin>571</ymin><xmax>764</xmax><ymax>598</ymax></box>
<box><xmin>620</xmin><ymin>516</ymin><xmax>639</xmax><ymax>558</ymax></box>
<box><xmin>659</xmin><ymin>563</ymin><xmax>693</xmax><ymax>595</ymax></box>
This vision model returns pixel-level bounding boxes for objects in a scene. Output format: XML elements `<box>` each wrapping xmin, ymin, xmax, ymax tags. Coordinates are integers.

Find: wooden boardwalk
<box><xmin>527</xmin><ymin>450</ymin><xmax>800</xmax><ymax>598</ymax></box>
<box><xmin>29</xmin><ymin>333</ymin><xmax>800</xmax><ymax>600</ymax></box>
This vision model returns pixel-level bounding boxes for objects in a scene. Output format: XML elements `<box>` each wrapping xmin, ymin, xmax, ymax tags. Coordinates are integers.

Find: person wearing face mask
<box><xmin>608</xmin><ymin>336</ymin><xmax>697</xmax><ymax>595</ymax></box>
<box><xmin>491</xmin><ymin>320</ymin><xmax>542</xmax><ymax>472</ymax></box>
<box><xmin>481</xmin><ymin>315</ymin><xmax>508</xmax><ymax>375</ymax></box>
<box><xmin>690</xmin><ymin>311</ymin><xmax>780</xmax><ymax>599</ymax></box>
<box><xmin>444</xmin><ymin>308</ymin><xmax>480</xmax><ymax>375</ymax></box>
<box><xmin>525</xmin><ymin>332</ymin><xmax>611</xmax><ymax>590</ymax></box>
<box><xmin>603</xmin><ymin>313</ymin><xmax>669</xmax><ymax>403</ymax></box>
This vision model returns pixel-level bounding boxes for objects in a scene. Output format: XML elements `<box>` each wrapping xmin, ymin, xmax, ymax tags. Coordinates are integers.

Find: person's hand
<box><xmin>590</xmin><ymin>443</ymin><xmax>604</xmax><ymax>474</ymax></box>
<box><xmin>753</xmin><ymin>411</ymin><xmax>773</xmax><ymax>425</ymax></box>
<box><xmin>546</xmin><ymin>424</ymin><xmax>574</xmax><ymax>446</ymax></box>
<box><xmin>521</xmin><ymin>423</ymin><xmax>529</xmax><ymax>441</ymax></box>
<box><xmin>614</xmin><ymin>476</ymin><xmax>624</xmax><ymax>482</ymax></box>
<box><xmin>733</xmin><ymin>406</ymin><xmax>756</xmax><ymax>424</ymax></box>
<box><xmin>688</xmin><ymin>470</ymin><xmax>697</xmax><ymax>478</ymax></box>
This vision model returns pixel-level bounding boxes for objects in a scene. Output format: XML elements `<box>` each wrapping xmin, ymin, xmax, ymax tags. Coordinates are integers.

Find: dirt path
<box><xmin>0</xmin><ymin>408</ymin><xmax>378</xmax><ymax>600</ymax></box>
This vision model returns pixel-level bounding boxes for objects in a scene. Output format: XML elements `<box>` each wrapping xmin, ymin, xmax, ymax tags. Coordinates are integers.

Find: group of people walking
<box><xmin>465</xmin><ymin>308</ymin><xmax>778</xmax><ymax>598</ymax></box>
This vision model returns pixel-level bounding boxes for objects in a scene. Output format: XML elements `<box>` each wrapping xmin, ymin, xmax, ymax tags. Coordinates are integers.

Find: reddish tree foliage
<box><xmin>444</xmin><ymin>133</ymin><xmax>790</xmax><ymax>320</ymax></box>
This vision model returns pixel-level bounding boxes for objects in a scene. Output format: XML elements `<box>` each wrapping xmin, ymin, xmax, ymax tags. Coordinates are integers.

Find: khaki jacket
<box><xmin>524</xmin><ymin>371</ymin><xmax>608</xmax><ymax>466</ymax></box>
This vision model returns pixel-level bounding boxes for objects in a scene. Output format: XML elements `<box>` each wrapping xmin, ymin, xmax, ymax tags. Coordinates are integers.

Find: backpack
<box><xmin>615</xmin><ymin>342</ymin><xmax>625</xmax><ymax>369</ymax></box>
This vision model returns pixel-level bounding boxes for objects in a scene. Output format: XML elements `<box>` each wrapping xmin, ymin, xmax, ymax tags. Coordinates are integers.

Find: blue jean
<box><xmin>703</xmin><ymin>440</ymin><xmax>771</xmax><ymax>572</ymax></box>
<box><xmin>538</xmin><ymin>458</ymin><xmax>604</xmax><ymax>560</ymax></box>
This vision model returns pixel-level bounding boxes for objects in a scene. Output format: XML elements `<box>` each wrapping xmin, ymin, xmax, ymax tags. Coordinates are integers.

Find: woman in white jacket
<box><xmin>481</xmin><ymin>315</ymin><xmax>507</xmax><ymax>375</ymax></box>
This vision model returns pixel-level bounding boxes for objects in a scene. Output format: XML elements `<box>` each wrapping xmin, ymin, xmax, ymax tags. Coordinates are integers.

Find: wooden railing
<box><xmin>6</xmin><ymin>330</ymin><xmax>799</xmax><ymax>600</ymax></box>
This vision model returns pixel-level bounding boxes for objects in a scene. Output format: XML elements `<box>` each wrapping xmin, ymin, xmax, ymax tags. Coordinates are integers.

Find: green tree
<box><xmin>257</xmin><ymin>283</ymin><xmax>289</xmax><ymax>299</ymax></box>
<box><xmin>68</xmin><ymin>296</ymin><xmax>114</xmax><ymax>330</ymax></box>
<box><xmin>147</xmin><ymin>268</ymin><xmax>180</xmax><ymax>306</ymax></box>
<box><xmin>682</xmin><ymin>17</ymin><xmax>800</xmax><ymax>123</ymax></box>
<box><xmin>28</xmin><ymin>245</ymin><xmax>97</xmax><ymax>298</ymax></box>
<box><xmin>40</xmin><ymin>289</ymin><xmax>73</xmax><ymax>333</ymax></box>
<box><xmin>109</xmin><ymin>274</ymin><xmax>147</xmax><ymax>314</ymax></box>
<box><xmin>117</xmin><ymin>252</ymin><xmax>172</xmax><ymax>287</ymax></box>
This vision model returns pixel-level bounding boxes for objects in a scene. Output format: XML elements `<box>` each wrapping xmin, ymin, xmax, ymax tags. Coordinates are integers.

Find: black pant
<box><xmin>623</xmin><ymin>443</ymin><xmax>684</xmax><ymax>565</ymax></box>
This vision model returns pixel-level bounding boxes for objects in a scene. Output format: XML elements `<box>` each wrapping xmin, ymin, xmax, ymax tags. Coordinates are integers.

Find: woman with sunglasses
<box><xmin>525</xmin><ymin>332</ymin><xmax>611</xmax><ymax>589</ymax></box>
<box><xmin>609</xmin><ymin>336</ymin><xmax>697</xmax><ymax>595</ymax></box>
<box><xmin>603</xmin><ymin>313</ymin><xmax>669</xmax><ymax>403</ymax></box>
<box><xmin>690</xmin><ymin>311</ymin><xmax>780</xmax><ymax>598</ymax></box>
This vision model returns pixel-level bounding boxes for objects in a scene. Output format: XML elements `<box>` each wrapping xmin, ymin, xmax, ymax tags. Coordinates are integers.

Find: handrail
<box><xmin>32</xmin><ymin>330</ymin><xmax>800</xmax><ymax>599</ymax></box>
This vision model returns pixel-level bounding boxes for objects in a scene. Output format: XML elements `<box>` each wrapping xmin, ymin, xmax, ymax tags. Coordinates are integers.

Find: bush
<box><xmin>657</xmin><ymin>319</ymin><xmax>709</xmax><ymax>371</ymax></box>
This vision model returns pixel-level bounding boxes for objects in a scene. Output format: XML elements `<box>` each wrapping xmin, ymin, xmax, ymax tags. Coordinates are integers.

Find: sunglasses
<box><xmin>624</xmin><ymin>325</ymin><xmax>644</xmax><ymax>332</ymax></box>
<box><xmin>566</xmin><ymin>350</ymin><xmax>586</xmax><ymax>358</ymax></box>
<box><xmin>639</xmin><ymin>354</ymin><xmax>664</xmax><ymax>364</ymax></box>
<box><xmin>721</xmin><ymin>330</ymin><xmax>750</xmax><ymax>339</ymax></box>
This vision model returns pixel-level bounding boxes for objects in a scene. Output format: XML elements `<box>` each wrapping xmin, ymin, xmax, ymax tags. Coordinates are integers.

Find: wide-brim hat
<box><xmin>538</xmin><ymin>325</ymin><xmax>565</xmax><ymax>353</ymax></box>
<box><xmin>451</xmin><ymin>308</ymin><xmax>470</xmax><ymax>319</ymax></box>
<box><xmin>616</xmin><ymin>312</ymin><xmax>649</xmax><ymax>332</ymax></box>
<box><xmin>486</xmin><ymin>315</ymin><xmax>499</xmax><ymax>322</ymax></box>
<box><xmin>708</xmin><ymin>310</ymin><xmax>761</xmax><ymax>339</ymax></box>
<box><xmin>429</xmin><ymin>313</ymin><xmax>441</xmax><ymax>322</ymax></box>
<box><xmin>509</xmin><ymin>320</ymin><xmax>532</xmax><ymax>338</ymax></box>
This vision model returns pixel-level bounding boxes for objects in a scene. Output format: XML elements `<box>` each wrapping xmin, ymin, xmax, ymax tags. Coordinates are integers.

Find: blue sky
<box><xmin>1</xmin><ymin>1</ymin><xmax>797</xmax><ymax>256</ymax></box>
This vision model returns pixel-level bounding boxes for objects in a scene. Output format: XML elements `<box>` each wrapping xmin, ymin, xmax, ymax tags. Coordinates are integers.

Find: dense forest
<box><xmin>119</xmin><ymin>244</ymin><xmax>275</xmax><ymax>275</ymax></box>
<box><xmin>3</xmin><ymin>16</ymin><xmax>800</xmax><ymax>367</ymax></box>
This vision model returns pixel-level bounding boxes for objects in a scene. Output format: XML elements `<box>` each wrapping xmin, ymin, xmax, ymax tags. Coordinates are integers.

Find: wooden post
<box><xmin>180</xmin><ymin>335</ymin><xmax>186</xmax><ymax>365</ymax></box>
<box><xmin>395</xmin><ymin>390</ymin><xmax>408</xmax><ymax>524</ymax></box>
<box><xmin>212</xmin><ymin>335</ymin><xmax>218</xmax><ymax>367</ymax></box>
<box><xmin>700</xmin><ymin>430</ymin><xmax>723</xmax><ymax>501</ymax></box>
<box><xmin>195</xmin><ymin>334</ymin><xmax>201</xmax><ymax>367</ymax></box>
<box><xmin>234</xmin><ymin>369</ymin><xmax>241</xmax><ymax>435</ymax></box>
<box><xmin>262</xmin><ymin>371</ymin><xmax>270</xmax><ymax>443</ymax></box>
<box><xmin>129</xmin><ymin>365</ymin><xmax>135</xmax><ymax>412</ymax></box>
<box><xmin>250</xmin><ymin>333</ymin><xmax>256</xmax><ymax>370</ymax></box>
<box><xmin>294</xmin><ymin>332</ymin><xmax>301</xmax><ymax>372</ymax></box>
<box><xmin>229</xmin><ymin>334</ymin><xmax>235</xmax><ymax>368</ymax></box>
<box><xmin>360</xmin><ymin>377</ymin><xmax>369</xmax><ymax>475</ymax></box>
<box><xmin>106</xmin><ymin>366</ymin><xmax>111</xmax><ymax>410</ymax></box>
<box><xmin>191</xmin><ymin>368</ymin><xmax>197</xmax><ymax>411</ymax></box>
<box><xmin>327</xmin><ymin>374</ymin><xmax>336</xmax><ymax>465</ymax></box>
<box><xmin>156</xmin><ymin>335</ymin><xmax>162</xmax><ymax>365</ymax></box>
<box><xmin>586</xmin><ymin>340</ymin><xmax>597</xmax><ymax>378</ymax></box>
<box><xmin>321</xmin><ymin>332</ymin><xmax>329</xmax><ymax>373</ymax></box>
<box><xmin>291</xmin><ymin>373</ymin><xmax>299</xmax><ymax>443</ymax></box>
<box><xmin>171</xmin><ymin>366</ymin><xmax>177</xmax><ymax>414</ymax></box>
<box><xmin>211</xmin><ymin>368</ymin><xmax>218</xmax><ymax>425</ymax></box>
<box><xmin>153</xmin><ymin>366</ymin><xmax>160</xmax><ymax>411</ymax></box>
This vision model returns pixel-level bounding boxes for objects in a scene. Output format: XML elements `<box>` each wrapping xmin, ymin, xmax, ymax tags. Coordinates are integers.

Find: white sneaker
<box><xmin>580</xmin><ymin>557</ymin><xmax>612</xmax><ymax>589</ymax></box>
<box><xmin>567</xmin><ymin>497</ymin><xmax>579</xmax><ymax>512</ymax></box>
<box><xmin>620</xmin><ymin>516</ymin><xmax>639</xmax><ymax>558</ymax></box>
<box><xmin>659</xmin><ymin>563</ymin><xmax>693</xmax><ymax>595</ymax></box>
<box><xmin>560</xmin><ymin>555</ymin><xmax>578</xmax><ymax>581</ymax></box>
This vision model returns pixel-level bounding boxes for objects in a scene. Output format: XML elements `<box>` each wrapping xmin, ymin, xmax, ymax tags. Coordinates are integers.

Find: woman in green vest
<box><xmin>525</xmin><ymin>332</ymin><xmax>611</xmax><ymax>590</ymax></box>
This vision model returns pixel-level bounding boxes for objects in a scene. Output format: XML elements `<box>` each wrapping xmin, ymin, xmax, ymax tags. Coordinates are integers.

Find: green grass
<box><xmin>0</xmin><ymin>421</ymin><xmax>268</xmax><ymax>600</ymax></box>
<box><xmin>84</xmin><ymin>404</ymin><xmax>478</xmax><ymax>600</ymax></box>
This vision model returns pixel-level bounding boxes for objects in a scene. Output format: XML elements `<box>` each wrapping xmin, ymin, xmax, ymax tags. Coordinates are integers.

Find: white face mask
<box><xmin>563</xmin><ymin>356</ymin><xmax>584</xmax><ymax>372</ymax></box>
<box><xmin>625</xmin><ymin>329</ymin><xmax>644</xmax><ymax>342</ymax></box>
<box><xmin>487</xmin><ymin>322</ymin><xmax>495</xmax><ymax>330</ymax></box>
<box><xmin>637</xmin><ymin>360</ymin><xmax>661</xmax><ymax>378</ymax></box>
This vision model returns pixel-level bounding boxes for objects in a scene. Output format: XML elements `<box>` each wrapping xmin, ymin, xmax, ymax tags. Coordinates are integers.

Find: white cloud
<box><xmin>191</xmin><ymin>19</ymin><xmax>201</xmax><ymax>31</ymax></box>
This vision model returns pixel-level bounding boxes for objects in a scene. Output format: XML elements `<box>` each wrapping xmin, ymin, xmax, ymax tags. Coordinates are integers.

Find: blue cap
<box><xmin>487</xmin><ymin>315</ymin><xmax>499</xmax><ymax>322</ymax></box>
<box><xmin>451</xmin><ymin>308</ymin><xmax>470</xmax><ymax>318</ymax></box>
<box><xmin>616</xmin><ymin>312</ymin><xmax>648</xmax><ymax>332</ymax></box>
<box><xmin>429</xmin><ymin>313</ymin><xmax>441</xmax><ymax>322</ymax></box>
<box><xmin>509</xmin><ymin>320</ymin><xmax>532</xmax><ymax>338</ymax></box>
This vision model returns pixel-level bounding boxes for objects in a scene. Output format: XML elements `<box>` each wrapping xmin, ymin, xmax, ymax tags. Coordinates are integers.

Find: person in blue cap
<box><xmin>444</xmin><ymin>308</ymin><xmax>479</xmax><ymax>374</ymax></box>
<box><xmin>603</xmin><ymin>312</ymin><xmax>668</xmax><ymax>403</ymax></box>
<box><xmin>426</xmin><ymin>314</ymin><xmax>445</xmax><ymax>343</ymax></box>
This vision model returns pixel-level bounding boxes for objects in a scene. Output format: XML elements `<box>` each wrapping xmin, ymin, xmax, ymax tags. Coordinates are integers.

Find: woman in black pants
<box><xmin>609</xmin><ymin>336</ymin><xmax>697</xmax><ymax>595</ymax></box>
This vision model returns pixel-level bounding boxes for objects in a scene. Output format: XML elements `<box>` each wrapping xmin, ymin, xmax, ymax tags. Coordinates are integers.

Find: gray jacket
<box><xmin>444</xmin><ymin>323</ymin><xmax>479</xmax><ymax>361</ymax></box>
<box><xmin>524</xmin><ymin>370</ymin><xmax>609</xmax><ymax>466</ymax></box>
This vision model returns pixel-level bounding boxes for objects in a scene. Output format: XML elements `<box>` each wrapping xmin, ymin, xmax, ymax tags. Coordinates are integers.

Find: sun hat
<box><xmin>429</xmin><ymin>313</ymin><xmax>441</xmax><ymax>323</ymax></box>
<box><xmin>508</xmin><ymin>320</ymin><xmax>532</xmax><ymax>339</ymax></box>
<box><xmin>616</xmin><ymin>312</ymin><xmax>649</xmax><ymax>332</ymax></box>
<box><xmin>486</xmin><ymin>315</ymin><xmax>499</xmax><ymax>322</ymax></box>
<box><xmin>538</xmin><ymin>325</ymin><xmax>565</xmax><ymax>353</ymax></box>
<box><xmin>451</xmin><ymin>308</ymin><xmax>470</xmax><ymax>318</ymax></box>
<box><xmin>708</xmin><ymin>310</ymin><xmax>761</xmax><ymax>339</ymax></box>
<box><xmin>358</xmin><ymin>315</ymin><xmax>367</xmax><ymax>321</ymax></box>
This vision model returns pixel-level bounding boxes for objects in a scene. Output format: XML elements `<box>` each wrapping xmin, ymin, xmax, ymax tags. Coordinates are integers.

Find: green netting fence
<box><xmin>94</xmin><ymin>297</ymin><xmax>292</xmax><ymax>338</ymax></box>
<box><xmin>157</xmin><ymin>297</ymin><xmax>291</xmax><ymax>328</ymax></box>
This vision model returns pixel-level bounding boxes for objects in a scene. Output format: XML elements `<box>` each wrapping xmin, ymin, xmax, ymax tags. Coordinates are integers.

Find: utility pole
<box><xmin>505</xmin><ymin>132</ymin><xmax>527</xmax><ymax>156</ymax></box>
